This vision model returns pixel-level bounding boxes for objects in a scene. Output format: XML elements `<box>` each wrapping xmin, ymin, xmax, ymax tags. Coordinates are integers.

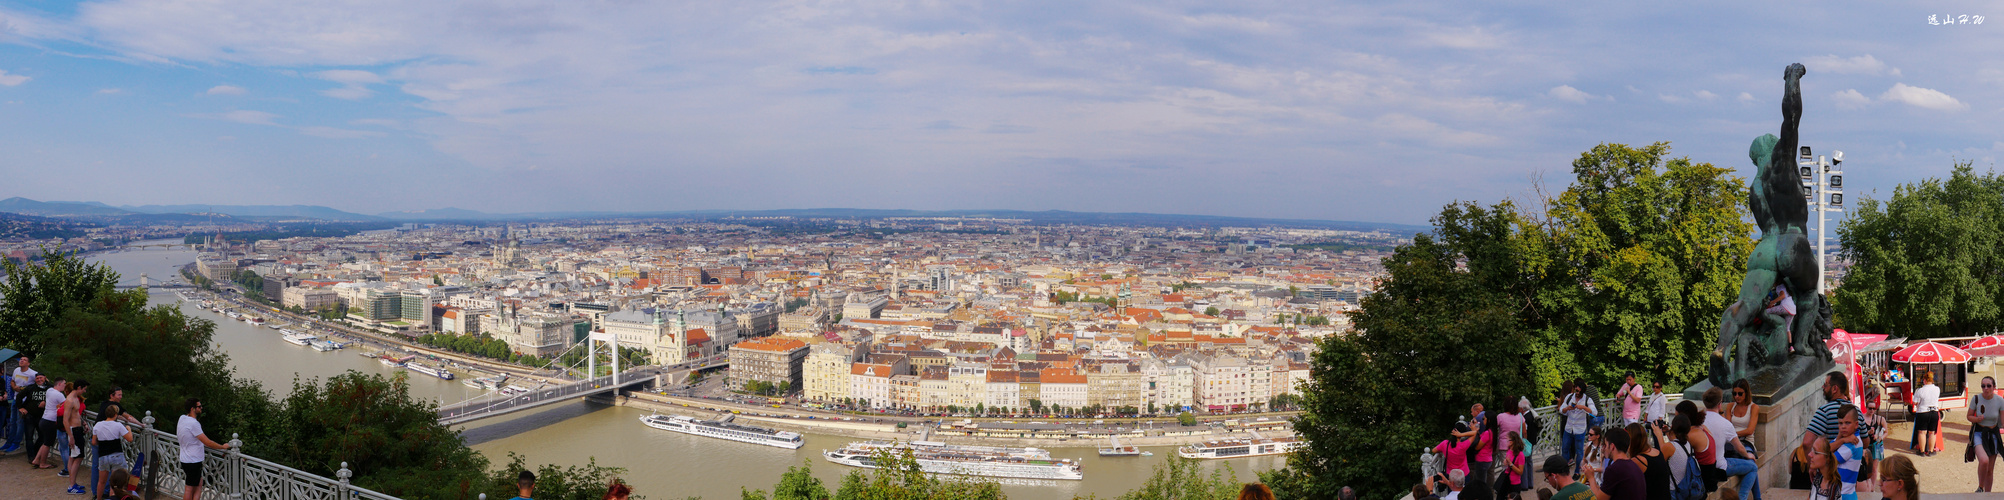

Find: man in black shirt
<box><xmin>15</xmin><ymin>374</ymin><xmax>46</xmax><ymax>462</ymax></box>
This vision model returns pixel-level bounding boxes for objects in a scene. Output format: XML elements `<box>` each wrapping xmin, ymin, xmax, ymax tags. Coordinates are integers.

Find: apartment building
<box><xmin>727</xmin><ymin>336</ymin><xmax>808</xmax><ymax>391</ymax></box>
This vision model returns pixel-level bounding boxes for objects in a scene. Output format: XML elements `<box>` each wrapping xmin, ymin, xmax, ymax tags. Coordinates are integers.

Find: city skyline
<box><xmin>1</xmin><ymin>2</ymin><xmax>1998</xmax><ymax>225</ymax></box>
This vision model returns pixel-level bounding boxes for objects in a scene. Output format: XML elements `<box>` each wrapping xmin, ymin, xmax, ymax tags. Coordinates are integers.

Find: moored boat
<box><xmin>406</xmin><ymin>363</ymin><xmax>456</xmax><ymax>380</ymax></box>
<box><xmin>282</xmin><ymin>331</ymin><xmax>318</xmax><ymax>346</ymax></box>
<box><xmin>640</xmin><ymin>414</ymin><xmax>803</xmax><ymax>449</ymax></box>
<box><xmin>823</xmin><ymin>441</ymin><xmax>1083</xmax><ymax>480</ymax></box>
<box><xmin>1175</xmin><ymin>435</ymin><xmax>1303</xmax><ymax>459</ymax></box>
<box><xmin>1097</xmin><ymin>436</ymin><xmax>1150</xmax><ymax>457</ymax></box>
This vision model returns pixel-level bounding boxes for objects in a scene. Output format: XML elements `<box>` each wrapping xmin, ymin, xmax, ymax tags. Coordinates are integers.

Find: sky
<box><xmin>0</xmin><ymin>1</ymin><xmax>1998</xmax><ymax>225</ymax></box>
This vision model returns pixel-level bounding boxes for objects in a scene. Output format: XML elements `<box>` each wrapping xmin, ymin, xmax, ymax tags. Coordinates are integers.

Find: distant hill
<box><xmin>124</xmin><ymin>204</ymin><xmax>381</xmax><ymax>221</ymax></box>
<box><xmin>376</xmin><ymin>207</ymin><xmax>506</xmax><ymax>220</ymax></box>
<box><xmin>0</xmin><ymin>197</ymin><xmax>138</xmax><ymax>217</ymax></box>
<box><xmin>0</xmin><ymin>211</ymin><xmax>99</xmax><ymax>239</ymax></box>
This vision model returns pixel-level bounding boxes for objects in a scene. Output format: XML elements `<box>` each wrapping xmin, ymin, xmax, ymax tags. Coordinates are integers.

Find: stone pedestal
<box><xmin>1686</xmin><ymin>366</ymin><xmax>1839</xmax><ymax>492</ymax></box>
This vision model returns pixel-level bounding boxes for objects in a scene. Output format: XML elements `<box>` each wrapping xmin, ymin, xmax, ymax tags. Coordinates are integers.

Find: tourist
<box><xmin>33</xmin><ymin>377</ymin><xmax>67</xmax><ymax>470</ymax></box>
<box><xmin>1726</xmin><ymin>379</ymin><xmax>1761</xmax><ymax>458</ymax></box>
<box><xmin>1624</xmin><ymin>424</ymin><xmax>1668</xmax><ymax>500</ymax></box>
<box><xmin>1804</xmin><ymin>372</ymin><xmax>1855</xmax><ymax>463</ymax></box>
<box><xmin>1762</xmin><ymin>284</ymin><xmax>1796</xmax><ymax>347</ymax></box>
<box><xmin>510</xmin><ymin>470</ymin><xmax>538</xmax><ymax>500</ymax></box>
<box><xmin>1968</xmin><ymin>376</ymin><xmax>2004</xmax><ymax>492</ymax></box>
<box><xmin>1582</xmin><ymin>426</ymin><xmax>1605</xmax><ymax>483</ymax></box>
<box><xmin>1582</xmin><ymin>425</ymin><xmax>1644</xmax><ymax>500</ymax></box>
<box><xmin>1436</xmin><ymin>422</ymin><xmax>1476</xmax><ymax>478</ymax></box>
<box><xmin>98</xmin><ymin>386</ymin><xmax>141</xmax><ymax>426</ymax></box>
<box><xmin>1416</xmin><ymin>483</ymin><xmax>1441</xmax><ymax>500</ymax></box>
<box><xmin>1473</xmin><ymin>411</ymin><xmax>1498</xmax><ymax>488</ymax></box>
<box><xmin>1832</xmin><ymin>406</ymin><xmax>1863</xmax><ymax>500</ymax></box>
<box><xmin>63</xmin><ymin>379</ymin><xmax>92</xmax><ymax>494</ymax></box>
<box><xmin>1807</xmin><ymin>440</ymin><xmax>1836</xmax><ymax>500</ymax></box>
<box><xmin>1537</xmin><ymin>489</ymin><xmax>1554</xmax><ymax>500</ymax></box>
<box><xmin>1618</xmin><ymin>373</ymin><xmax>1643</xmax><ymax>425</ymax></box>
<box><xmin>1644</xmin><ymin>381</ymin><xmax>1668</xmax><ymax>424</ymax></box>
<box><xmin>603</xmin><ymin>478</ymin><xmax>632</xmax><ymax>500</ymax></box>
<box><xmin>1655</xmin><ymin>417</ymin><xmax>1691</xmax><ymax>495</ymax></box>
<box><xmin>17</xmin><ymin>372</ymin><xmax>48</xmax><ymax>461</ymax></box>
<box><xmin>1859</xmin><ymin>387</ymin><xmax>1888</xmax><ymax>493</ymax></box>
<box><xmin>1518</xmin><ymin>398</ymin><xmax>1538</xmax><ymax>488</ymax></box>
<box><xmin>1498</xmin><ymin>399</ymin><xmax>1526</xmax><ymax>467</ymax></box>
<box><xmin>95</xmin><ymin>403</ymin><xmax>134</xmax><ymax>500</ymax></box>
<box><xmin>1674</xmin><ymin>402</ymin><xmax>1720</xmax><ymax>493</ymax></box>
<box><xmin>4</xmin><ymin>355</ymin><xmax>34</xmax><ymax>453</ymax></box>
<box><xmin>105</xmin><ymin>469</ymin><xmax>139</xmax><ymax>500</ymax></box>
<box><xmin>1339</xmin><ymin>486</ymin><xmax>1358</xmax><ymax>500</ymax></box>
<box><xmin>1876</xmin><ymin>455</ymin><xmax>1918</xmax><ymax>500</ymax></box>
<box><xmin>1704</xmin><ymin>388</ymin><xmax>1758</xmax><ymax>500</ymax></box>
<box><xmin>1544</xmin><ymin>455</ymin><xmax>1590</xmax><ymax>500</ymax></box>
<box><xmin>1496</xmin><ymin>432</ymin><xmax>1527</xmax><ymax>500</ymax></box>
<box><xmin>1912</xmin><ymin>370</ymin><xmax>1939</xmax><ymax>456</ymax></box>
<box><xmin>179</xmin><ymin>398</ymin><xmax>235</xmax><ymax>500</ymax></box>
<box><xmin>1238</xmin><ymin>483</ymin><xmax>1276</xmax><ymax>500</ymax></box>
<box><xmin>1562</xmin><ymin>382</ymin><xmax>1597</xmax><ymax>475</ymax></box>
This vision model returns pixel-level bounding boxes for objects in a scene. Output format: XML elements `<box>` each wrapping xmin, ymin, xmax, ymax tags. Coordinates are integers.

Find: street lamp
<box><xmin>1799</xmin><ymin>148</ymin><xmax>1846</xmax><ymax>293</ymax></box>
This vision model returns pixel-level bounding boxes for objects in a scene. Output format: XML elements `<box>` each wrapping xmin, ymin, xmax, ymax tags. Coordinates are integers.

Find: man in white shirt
<box><xmin>33</xmin><ymin>378</ymin><xmax>66</xmax><ymax>470</ymax></box>
<box><xmin>1703</xmin><ymin>387</ymin><xmax>1757</xmax><ymax>495</ymax></box>
<box><xmin>3</xmin><ymin>355</ymin><xmax>33</xmax><ymax>453</ymax></box>
<box><xmin>178</xmin><ymin>398</ymin><xmax>234</xmax><ymax>500</ymax></box>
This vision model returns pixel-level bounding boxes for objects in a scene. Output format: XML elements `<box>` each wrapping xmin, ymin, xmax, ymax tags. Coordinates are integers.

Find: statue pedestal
<box><xmin>1685</xmin><ymin>360</ymin><xmax>1838</xmax><ymax>492</ymax></box>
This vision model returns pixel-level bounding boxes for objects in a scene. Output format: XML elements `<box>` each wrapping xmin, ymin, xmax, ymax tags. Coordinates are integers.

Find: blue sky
<box><xmin>0</xmin><ymin>1</ymin><xmax>1998</xmax><ymax>224</ymax></box>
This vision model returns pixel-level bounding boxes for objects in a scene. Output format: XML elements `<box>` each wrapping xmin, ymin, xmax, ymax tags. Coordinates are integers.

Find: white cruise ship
<box><xmin>406</xmin><ymin>363</ymin><xmax>455</xmax><ymax>381</ymax></box>
<box><xmin>823</xmin><ymin>441</ymin><xmax>1083</xmax><ymax>480</ymax></box>
<box><xmin>1176</xmin><ymin>435</ymin><xmax>1303</xmax><ymax>459</ymax></box>
<box><xmin>281</xmin><ymin>331</ymin><xmax>318</xmax><ymax>346</ymax></box>
<box><xmin>641</xmin><ymin>414</ymin><xmax>804</xmax><ymax>450</ymax></box>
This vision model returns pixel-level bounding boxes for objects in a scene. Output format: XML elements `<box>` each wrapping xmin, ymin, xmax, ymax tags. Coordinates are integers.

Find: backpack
<box><xmin>1523</xmin><ymin>411</ymin><xmax>1544</xmax><ymax>445</ymax></box>
<box><xmin>1671</xmin><ymin>442</ymin><xmax>1706</xmax><ymax>500</ymax></box>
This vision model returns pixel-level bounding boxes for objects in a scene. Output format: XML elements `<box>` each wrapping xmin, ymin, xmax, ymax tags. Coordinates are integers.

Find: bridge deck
<box><xmin>438</xmin><ymin>367</ymin><xmax>659</xmax><ymax>425</ymax></box>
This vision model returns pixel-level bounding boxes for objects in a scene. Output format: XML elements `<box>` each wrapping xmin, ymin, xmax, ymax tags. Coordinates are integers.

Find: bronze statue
<box><xmin>1710</xmin><ymin>63</ymin><xmax>1835</xmax><ymax>389</ymax></box>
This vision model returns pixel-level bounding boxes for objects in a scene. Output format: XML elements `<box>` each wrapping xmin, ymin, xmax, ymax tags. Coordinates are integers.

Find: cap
<box><xmin>1540</xmin><ymin>455</ymin><xmax>1569</xmax><ymax>475</ymax></box>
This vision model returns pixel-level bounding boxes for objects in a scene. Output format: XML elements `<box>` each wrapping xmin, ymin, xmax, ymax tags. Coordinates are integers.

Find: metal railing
<box><xmin>82</xmin><ymin>411</ymin><xmax>406</xmax><ymax>500</ymax></box>
<box><xmin>1419</xmin><ymin>393</ymin><xmax>1687</xmax><ymax>484</ymax></box>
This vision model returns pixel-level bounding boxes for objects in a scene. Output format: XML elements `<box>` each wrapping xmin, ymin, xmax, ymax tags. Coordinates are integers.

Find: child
<box><xmin>1833</xmin><ymin>406</ymin><xmax>1864</xmax><ymax>500</ymax></box>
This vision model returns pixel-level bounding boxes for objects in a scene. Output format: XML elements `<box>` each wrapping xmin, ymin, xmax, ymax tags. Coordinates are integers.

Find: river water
<box><xmin>86</xmin><ymin>243</ymin><xmax>1284</xmax><ymax>499</ymax></box>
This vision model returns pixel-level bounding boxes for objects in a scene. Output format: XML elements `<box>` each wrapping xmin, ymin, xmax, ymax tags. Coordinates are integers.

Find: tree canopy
<box><xmin>1834</xmin><ymin>161</ymin><xmax>2004</xmax><ymax>338</ymax></box>
<box><xmin>1273</xmin><ymin>143</ymin><xmax>1753</xmax><ymax>500</ymax></box>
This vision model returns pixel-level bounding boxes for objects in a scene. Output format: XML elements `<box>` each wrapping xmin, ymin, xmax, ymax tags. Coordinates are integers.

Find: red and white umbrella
<box><xmin>1965</xmin><ymin>335</ymin><xmax>2004</xmax><ymax>357</ymax></box>
<box><xmin>1892</xmin><ymin>341</ymin><xmax>1972</xmax><ymax>364</ymax></box>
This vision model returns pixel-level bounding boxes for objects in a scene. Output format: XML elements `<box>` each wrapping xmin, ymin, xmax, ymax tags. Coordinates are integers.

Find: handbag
<box><xmin>1967</xmin><ymin>424</ymin><xmax>1982</xmax><ymax>463</ymax></box>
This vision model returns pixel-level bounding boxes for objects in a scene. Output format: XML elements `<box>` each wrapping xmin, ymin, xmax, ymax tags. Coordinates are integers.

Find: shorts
<box><xmin>1917</xmin><ymin>410</ymin><xmax>1940</xmax><ymax>432</ymax></box>
<box><xmin>1978</xmin><ymin>426</ymin><xmax>2003</xmax><ymax>458</ymax></box>
<box><xmin>37</xmin><ymin>419</ymin><xmax>57</xmax><ymax>447</ymax></box>
<box><xmin>98</xmin><ymin>453</ymin><xmax>128</xmax><ymax>472</ymax></box>
<box><xmin>70</xmin><ymin>427</ymin><xmax>86</xmax><ymax>452</ymax></box>
<box><xmin>181</xmin><ymin>462</ymin><xmax>205</xmax><ymax>487</ymax></box>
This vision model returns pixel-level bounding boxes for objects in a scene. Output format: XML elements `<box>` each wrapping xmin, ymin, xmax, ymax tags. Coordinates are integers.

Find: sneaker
<box><xmin>66</xmin><ymin>484</ymin><xmax>86</xmax><ymax>495</ymax></box>
<box><xmin>57</xmin><ymin>469</ymin><xmax>69</xmax><ymax>477</ymax></box>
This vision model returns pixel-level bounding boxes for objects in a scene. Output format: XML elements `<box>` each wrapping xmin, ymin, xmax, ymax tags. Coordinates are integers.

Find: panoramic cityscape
<box><xmin>3</xmin><ymin>2</ymin><xmax>2001</xmax><ymax>500</ymax></box>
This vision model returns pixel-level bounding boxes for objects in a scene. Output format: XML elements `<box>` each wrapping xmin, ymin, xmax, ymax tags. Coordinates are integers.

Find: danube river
<box><xmin>88</xmin><ymin>243</ymin><xmax>1284</xmax><ymax>499</ymax></box>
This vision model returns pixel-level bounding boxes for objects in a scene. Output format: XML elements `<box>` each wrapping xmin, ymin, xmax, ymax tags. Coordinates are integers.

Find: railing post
<box><xmin>141</xmin><ymin>411</ymin><xmax>156</xmax><ymax>499</ymax></box>
<box><xmin>1419</xmin><ymin>445</ymin><xmax>1440</xmax><ymax>486</ymax></box>
<box><xmin>228</xmin><ymin>433</ymin><xmax>244</xmax><ymax>500</ymax></box>
<box><xmin>338</xmin><ymin>462</ymin><xmax>353</xmax><ymax>500</ymax></box>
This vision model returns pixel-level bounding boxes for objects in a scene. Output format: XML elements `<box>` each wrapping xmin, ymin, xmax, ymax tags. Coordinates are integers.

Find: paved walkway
<box><xmin>0</xmin><ymin>447</ymin><xmax>92</xmax><ymax>500</ymax></box>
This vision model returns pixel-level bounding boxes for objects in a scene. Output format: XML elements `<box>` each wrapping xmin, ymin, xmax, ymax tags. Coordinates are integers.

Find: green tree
<box><xmin>1203</xmin><ymin>306</ymin><xmax>1220</xmax><ymax>316</ymax></box>
<box><xmin>0</xmin><ymin>248</ymin><xmax>121</xmax><ymax>354</ymax></box>
<box><xmin>1531</xmin><ymin>142</ymin><xmax>1753</xmax><ymax>394</ymax></box>
<box><xmin>484</xmin><ymin>452</ymin><xmax>627</xmax><ymax>500</ymax></box>
<box><xmin>743</xmin><ymin>460</ymin><xmax>830</xmax><ymax>500</ymax></box>
<box><xmin>1833</xmin><ymin>161</ymin><xmax>2004</xmax><ymax>339</ymax></box>
<box><xmin>1280</xmin><ymin>201</ymin><xmax>1541</xmax><ymax>500</ymax></box>
<box><xmin>1176</xmin><ymin>412</ymin><xmax>1196</xmax><ymax>426</ymax></box>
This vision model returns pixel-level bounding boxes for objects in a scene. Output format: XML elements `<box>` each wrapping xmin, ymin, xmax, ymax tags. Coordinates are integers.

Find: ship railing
<box><xmin>80</xmin><ymin>410</ymin><xmax>408</xmax><ymax>500</ymax></box>
<box><xmin>1418</xmin><ymin>393</ymin><xmax>1684</xmax><ymax>486</ymax></box>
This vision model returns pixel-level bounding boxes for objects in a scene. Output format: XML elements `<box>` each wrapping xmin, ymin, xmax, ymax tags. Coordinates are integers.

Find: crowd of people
<box><xmin>1421</xmin><ymin>372</ymin><xmax>1924</xmax><ymax>500</ymax></box>
<box><xmin>3</xmin><ymin>354</ymin><xmax>234</xmax><ymax>499</ymax></box>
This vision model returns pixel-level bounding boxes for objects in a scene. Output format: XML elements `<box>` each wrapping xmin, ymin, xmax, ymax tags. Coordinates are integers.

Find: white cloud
<box><xmin>1738</xmin><ymin>92</ymin><xmax>1756</xmax><ymax>103</ymax></box>
<box><xmin>1831</xmin><ymin>89</ymin><xmax>1870</xmax><ymax>109</ymax></box>
<box><xmin>313</xmin><ymin>70</ymin><xmax>383</xmax><ymax>100</ymax></box>
<box><xmin>0</xmin><ymin>70</ymin><xmax>28</xmax><ymax>86</ymax></box>
<box><xmin>191</xmin><ymin>109</ymin><xmax>280</xmax><ymax>125</ymax></box>
<box><xmin>205</xmin><ymin>85</ymin><xmax>247</xmax><ymax>95</ymax></box>
<box><xmin>319</xmin><ymin>86</ymin><xmax>374</xmax><ymax>100</ymax></box>
<box><xmin>1879</xmin><ymin>83</ymin><xmax>1966</xmax><ymax>111</ymax></box>
<box><xmin>96</xmin><ymin>88</ymin><xmax>123</xmax><ymax>94</ymax></box>
<box><xmin>1694</xmin><ymin>90</ymin><xmax>1718</xmax><ymax>100</ymax></box>
<box><xmin>1803</xmin><ymin>54</ymin><xmax>1898</xmax><ymax>76</ymax></box>
<box><xmin>1548</xmin><ymin>85</ymin><xmax>1597</xmax><ymax>103</ymax></box>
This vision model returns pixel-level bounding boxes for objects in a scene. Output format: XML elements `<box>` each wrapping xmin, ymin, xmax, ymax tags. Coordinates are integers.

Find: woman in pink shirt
<box><xmin>1436</xmin><ymin>422</ymin><xmax>1475</xmax><ymax>478</ymax></box>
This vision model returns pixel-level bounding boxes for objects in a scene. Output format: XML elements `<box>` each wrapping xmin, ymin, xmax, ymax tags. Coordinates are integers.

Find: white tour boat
<box><xmin>281</xmin><ymin>330</ymin><xmax>318</xmax><ymax>346</ymax></box>
<box><xmin>1176</xmin><ymin>434</ymin><xmax>1303</xmax><ymax>459</ymax></box>
<box><xmin>823</xmin><ymin>441</ymin><xmax>1084</xmax><ymax>480</ymax></box>
<box><xmin>1097</xmin><ymin>436</ymin><xmax>1151</xmax><ymax>457</ymax></box>
<box><xmin>406</xmin><ymin>363</ymin><xmax>455</xmax><ymax>381</ymax></box>
<box><xmin>640</xmin><ymin>414</ymin><xmax>804</xmax><ymax>450</ymax></box>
